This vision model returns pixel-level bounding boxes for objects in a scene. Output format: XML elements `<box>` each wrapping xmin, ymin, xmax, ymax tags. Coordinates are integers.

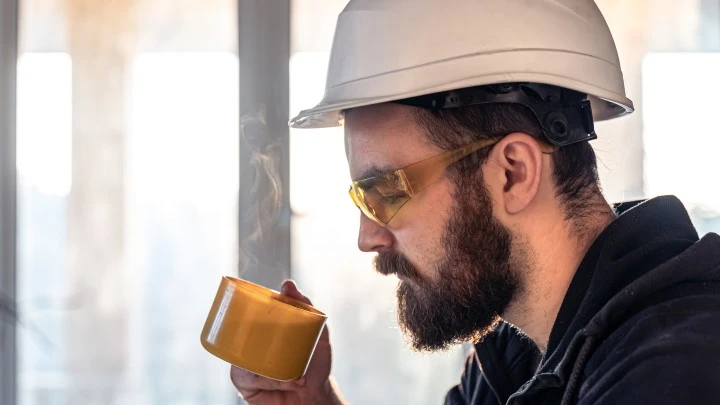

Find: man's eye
<box><xmin>380</xmin><ymin>193</ymin><xmax>405</xmax><ymax>205</ymax></box>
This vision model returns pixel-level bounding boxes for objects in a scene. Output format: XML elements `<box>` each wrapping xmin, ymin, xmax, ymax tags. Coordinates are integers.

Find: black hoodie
<box><xmin>444</xmin><ymin>196</ymin><xmax>720</xmax><ymax>404</ymax></box>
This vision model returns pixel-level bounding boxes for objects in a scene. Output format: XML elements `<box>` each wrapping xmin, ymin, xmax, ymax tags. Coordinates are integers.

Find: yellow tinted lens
<box><xmin>351</xmin><ymin>186</ymin><xmax>374</xmax><ymax>216</ymax></box>
<box><xmin>350</xmin><ymin>179</ymin><xmax>410</xmax><ymax>225</ymax></box>
<box><xmin>349</xmin><ymin>185</ymin><xmax>381</xmax><ymax>225</ymax></box>
<box><xmin>364</xmin><ymin>188</ymin><xmax>410</xmax><ymax>224</ymax></box>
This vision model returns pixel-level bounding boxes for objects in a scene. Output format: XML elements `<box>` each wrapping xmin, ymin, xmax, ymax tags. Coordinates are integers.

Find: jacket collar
<box><xmin>540</xmin><ymin>196</ymin><xmax>700</xmax><ymax>372</ymax></box>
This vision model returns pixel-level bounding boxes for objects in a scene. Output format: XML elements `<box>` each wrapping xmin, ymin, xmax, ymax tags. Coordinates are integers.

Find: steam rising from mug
<box><xmin>238</xmin><ymin>105</ymin><xmax>289</xmax><ymax>283</ymax></box>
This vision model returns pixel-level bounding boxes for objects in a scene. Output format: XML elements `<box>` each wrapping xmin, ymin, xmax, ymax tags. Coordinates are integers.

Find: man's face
<box><xmin>345</xmin><ymin>103</ymin><xmax>523</xmax><ymax>351</ymax></box>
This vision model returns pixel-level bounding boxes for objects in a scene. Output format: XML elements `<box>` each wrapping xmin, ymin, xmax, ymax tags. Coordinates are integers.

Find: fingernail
<box><xmin>281</xmin><ymin>279</ymin><xmax>296</xmax><ymax>292</ymax></box>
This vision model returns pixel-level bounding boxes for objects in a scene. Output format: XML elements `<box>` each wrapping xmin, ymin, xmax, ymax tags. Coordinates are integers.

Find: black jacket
<box><xmin>444</xmin><ymin>196</ymin><xmax>720</xmax><ymax>404</ymax></box>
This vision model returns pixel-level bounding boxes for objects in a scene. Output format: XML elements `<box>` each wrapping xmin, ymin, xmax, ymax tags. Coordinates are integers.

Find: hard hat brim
<box><xmin>289</xmin><ymin>50</ymin><xmax>634</xmax><ymax>129</ymax></box>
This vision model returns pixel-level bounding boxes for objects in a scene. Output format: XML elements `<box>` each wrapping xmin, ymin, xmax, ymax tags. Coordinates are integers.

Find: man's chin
<box><xmin>396</xmin><ymin>287</ymin><xmax>504</xmax><ymax>351</ymax></box>
<box><xmin>396</xmin><ymin>291</ymin><xmax>457</xmax><ymax>351</ymax></box>
<box><xmin>399</xmin><ymin>316</ymin><xmax>501</xmax><ymax>352</ymax></box>
<box><xmin>399</xmin><ymin>324</ymin><xmax>461</xmax><ymax>353</ymax></box>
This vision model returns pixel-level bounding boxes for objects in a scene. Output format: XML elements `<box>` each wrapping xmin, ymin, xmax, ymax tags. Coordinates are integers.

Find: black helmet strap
<box><xmin>395</xmin><ymin>82</ymin><xmax>596</xmax><ymax>147</ymax></box>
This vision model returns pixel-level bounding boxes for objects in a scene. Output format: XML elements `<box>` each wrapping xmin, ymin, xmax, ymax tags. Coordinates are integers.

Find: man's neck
<box><xmin>502</xmin><ymin>202</ymin><xmax>616</xmax><ymax>353</ymax></box>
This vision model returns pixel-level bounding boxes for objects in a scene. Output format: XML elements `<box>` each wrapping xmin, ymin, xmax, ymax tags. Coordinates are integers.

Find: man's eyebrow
<box><xmin>354</xmin><ymin>165</ymin><xmax>395</xmax><ymax>182</ymax></box>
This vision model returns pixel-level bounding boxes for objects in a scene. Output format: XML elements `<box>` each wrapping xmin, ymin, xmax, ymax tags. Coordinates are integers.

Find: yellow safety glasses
<box><xmin>349</xmin><ymin>138</ymin><xmax>500</xmax><ymax>226</ymax></box>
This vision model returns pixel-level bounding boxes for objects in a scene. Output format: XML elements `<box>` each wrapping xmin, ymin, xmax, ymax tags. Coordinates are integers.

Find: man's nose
<box><xmin>357</xmin><ymin>213</ymin><xmax>393</xmax><ymax>253</ymax></box>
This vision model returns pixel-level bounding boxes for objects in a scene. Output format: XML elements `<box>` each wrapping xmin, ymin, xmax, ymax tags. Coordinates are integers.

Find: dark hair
<box><xmin>413</xmin><ymin>102</ymin><xmax>606</xmax><ymax>232</ymax></box>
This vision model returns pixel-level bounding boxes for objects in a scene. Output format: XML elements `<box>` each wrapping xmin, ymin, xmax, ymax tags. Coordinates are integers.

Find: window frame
<box><xmin>0</xmin><ymin>1</ymin><xmax>19</xmax><ymax>404</ymax></box>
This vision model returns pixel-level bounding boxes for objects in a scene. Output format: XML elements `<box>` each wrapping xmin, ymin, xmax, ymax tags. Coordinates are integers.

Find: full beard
<box><xmin>374</xmin><ymin>180</ymin><xmax>524</xmax><ymax>352</ymax></box>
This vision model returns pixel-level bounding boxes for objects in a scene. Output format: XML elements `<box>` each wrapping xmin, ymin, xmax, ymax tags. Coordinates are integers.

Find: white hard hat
<box><xmin>289</xmin><ymin>0</ymin><xmax>634</xmax><ymax>129</ymax></box>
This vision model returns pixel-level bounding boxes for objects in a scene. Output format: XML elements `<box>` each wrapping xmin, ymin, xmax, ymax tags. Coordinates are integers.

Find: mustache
<box><xmin>373</xmin><ymin>252</ymin><xmax>421</xmax><ymax>281</ymax></box>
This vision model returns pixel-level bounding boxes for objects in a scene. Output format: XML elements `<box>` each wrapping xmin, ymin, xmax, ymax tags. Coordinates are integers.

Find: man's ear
<box><xmin>485</xmin><ymin>133</ymin><xmax>545</xmax><ymax>215</ymax></box>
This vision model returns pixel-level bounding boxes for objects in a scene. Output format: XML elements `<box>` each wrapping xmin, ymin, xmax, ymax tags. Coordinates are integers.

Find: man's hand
<box><xmin>230</xmin><ymin>280</ymin><xmax>344</xmax><ymax>405</ymax></box>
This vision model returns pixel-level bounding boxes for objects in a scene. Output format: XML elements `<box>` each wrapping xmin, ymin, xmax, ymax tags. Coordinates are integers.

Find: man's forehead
<box><xmin>345</xmin><ymin>104</ymin><xmax>415</xmax><ymax>144</ymax></box>
<box><xmin>344</xmin><ymin>103</ymin><xmax>436</xmax><ymax>179</ymax></box>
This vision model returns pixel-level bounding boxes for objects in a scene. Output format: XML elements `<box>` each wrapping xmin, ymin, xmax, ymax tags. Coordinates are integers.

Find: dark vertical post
<box><xmin>0</xmin><ymin>1</ymin><xmax>19</xmax><ymax>404</ymax></box>
<box><xmin>237</xmin><ymin>0</ymin><xmax>291</xmax><ymax>289</ymax></box>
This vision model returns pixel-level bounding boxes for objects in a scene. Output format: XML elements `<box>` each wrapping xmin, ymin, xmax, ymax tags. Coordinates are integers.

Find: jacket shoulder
<box><xmin>580</xmin><ymin>287</ymin><xmax>720</xmax><ymax>404</ymax></box>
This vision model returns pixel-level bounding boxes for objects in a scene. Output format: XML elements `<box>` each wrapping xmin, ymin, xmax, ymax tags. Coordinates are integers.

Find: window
<box><xmin>642</xmin><ymin>52</ymin><xmax>720</xmax><ymax>235</ymax></box>
<box><xmin>17</xmin><ymin>2</ymin><xmax>239</xmax><ymax>404</ymax></box>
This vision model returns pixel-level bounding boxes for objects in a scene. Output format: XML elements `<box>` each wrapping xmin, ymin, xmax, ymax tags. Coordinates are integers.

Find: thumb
<box><xmin>280</xmin><ymin>279</ymin><xmax>313</xmax><ymax>305</ymax></box>
<box><xmin>281</xmin><ymin>280</ymin><xmax>330</xmax><ymax>344</ymax></box>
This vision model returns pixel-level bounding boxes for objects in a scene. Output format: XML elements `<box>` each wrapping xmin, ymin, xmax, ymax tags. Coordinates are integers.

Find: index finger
<box><xmin>230</xmin><ymin>366</ymin><xmax>305</xmax><ymax>393</ymax></box>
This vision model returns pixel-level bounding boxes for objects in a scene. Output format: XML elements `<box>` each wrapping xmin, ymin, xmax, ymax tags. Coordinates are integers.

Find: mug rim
<box><xmin>223</xmin><ymin>276</ymin><xmax>327</xmax><ymax>318</ymax></box>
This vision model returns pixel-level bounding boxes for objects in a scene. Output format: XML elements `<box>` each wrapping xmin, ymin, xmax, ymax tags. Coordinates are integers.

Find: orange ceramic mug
<box><xmin>200</xmin><ymin>276</ymin><xmax>327</xmax><ymax>381</ymax></box>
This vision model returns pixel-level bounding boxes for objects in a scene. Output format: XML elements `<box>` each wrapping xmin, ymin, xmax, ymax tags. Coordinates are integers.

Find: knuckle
<box><xmin>230</xmin><ymin>367</ymin><xmax>250</xmax><ymax>386</ymax></box>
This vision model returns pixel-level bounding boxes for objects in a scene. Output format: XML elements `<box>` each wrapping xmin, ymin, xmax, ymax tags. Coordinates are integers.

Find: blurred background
<box><xmin>0</xmin><ymin>0</ymin><xmax>719</xmax><ymax>404</ymax></box>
